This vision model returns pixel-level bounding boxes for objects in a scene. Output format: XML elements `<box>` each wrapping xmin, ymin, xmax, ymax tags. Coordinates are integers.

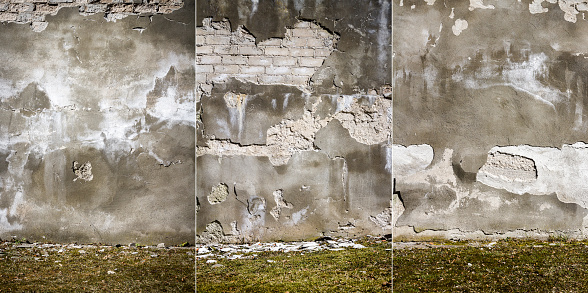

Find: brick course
<box><xmin>197</xmin><ymin>17</ymin><xmax>338</xmax><ymax>88</ymax></box>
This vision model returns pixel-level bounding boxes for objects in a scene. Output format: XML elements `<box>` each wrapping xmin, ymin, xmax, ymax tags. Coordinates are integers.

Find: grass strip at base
<box><xmin>196</xmin><ymin>240</ymin><xmax>391</xmax><ymax>293</ymax></box>
<box><xmin>0</xmin><ymin>243</ymin><xmax>195</xmax><ymax>292</ymax></box>
<box><xmin>394</xmin><ymin>239</ymin><xmax>588</xmax><ymax>292</ymax></box>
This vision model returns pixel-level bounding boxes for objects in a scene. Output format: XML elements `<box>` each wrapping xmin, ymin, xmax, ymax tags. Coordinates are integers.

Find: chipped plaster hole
<box><xmin>208</xmin><ymin>183</ymin><xmax>229</xmax><ymax>204</ymax></box>
<box><xmin>247</xmin><ymin>196</ymin><xmax>266</xmax><ymax>215</ymax></box>
<box><xmin>223</xmin><ymin>92</ymin><xmax>247</xmax><ymax>108</ymax></box>
<box><xmin>230</xmin><ymin>221</ymin><xmax>240</xmax><ymax>236</ymax></box>
<box><xmin>478</xmin><ymin>151</ymin><xmax>537</xmax><ymax>182</ymax></box>
<box><xmin>338</xmin><ymin>221</ymin><xmax>356</xmax><ymax>230</ymax></box>
<box><xmin>72</xmin><ymin>161</ymin><xmax>93</xmax><ymax>182</ymax></box>
<box><xmin>196</xmin><ymin>220</ymin><xmax>226</xmax><ymax>244</ymax></box>
<box><xmin>452</xmin><ymin>19</ymin><xmax>468</xmax><ymax>36</ymax></box>
<box><xmin>269</xmin><ymin>189</ymin><xmax>293</xmax><ymax>220</ymax></box>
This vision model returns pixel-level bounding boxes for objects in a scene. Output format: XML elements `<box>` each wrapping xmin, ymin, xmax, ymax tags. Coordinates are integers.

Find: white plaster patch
<box><xmin>529</xmin><ymin>0</ymin><xmax>549</xmax><ymax>14</ymax></box>
<box><xmin>477</xmin><ymin>143</ymin><xmax>588</xmax><ymax>208</ymax></box>
<box><xmin>392</xmin><ymin>144</ymin><xmax>434</xmax><ymax>178</ymax></box>
<box><xmin>424</xmin><ymin>0</ymin><xmax>435</xmax><ymax>5</ymax></box>
<box><xmin>452</xmin><ymin>19</ymin><xmax>468</xmax><ymax>36</ymax></box>
<box><xmin>287</xmin><ymin>206</ymin><xmax>309</xmax><ymax>226</ymax></box>
<box><xmin>469</xmin><ymin>0</ymin><xmax>495</xmax><ymax>11</ymax></box>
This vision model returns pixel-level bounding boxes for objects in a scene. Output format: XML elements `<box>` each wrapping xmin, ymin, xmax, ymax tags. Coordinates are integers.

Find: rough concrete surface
<box><xmin>394</xmin><ymin>0</ymin><xmax>588</xmax><ymax>240</ymax></box>
<box><xmin>0</xmin><ymin>0</ymin><xmax>194</xmax><ymax>245</ymax></box>
<box><xmin>197</xmin><ymin>0</ymin><xmax>391</xmax><ymax>243</ymax></box>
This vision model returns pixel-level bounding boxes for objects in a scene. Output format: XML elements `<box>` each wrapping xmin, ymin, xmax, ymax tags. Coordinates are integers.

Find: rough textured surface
<box><xmin>393</xmin><ymin>0</ymin><xmax>588</xmax><ymax>240</ymax></box>
<box><xmin>0</xmin><ymin>0</ymin><xmax>184</xmax><ymax>32</ymax></box>
<box><xmin>197</xmin><ymin>0</ymin><xmax>391</xmax><ymax>243</ymax></box>
<box><xmin>0</xmin><ymin>1</ymin><xmax>194</xmax><ymax>245</ymax></box>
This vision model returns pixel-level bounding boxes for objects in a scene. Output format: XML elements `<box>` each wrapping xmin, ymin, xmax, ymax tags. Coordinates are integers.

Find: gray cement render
<box><xmin>0</xmin><ymin>0</ymin><xmax>392</xmax><ymax>245</ymax></box>
<box><xmin>393</xmin><ymin>0</ymin><xmax>588</xmax><ymax>240</ymax></box>
<box><xmin>0</xmin><ymin>1</ymin><xmax>195</xmax><ymax>245</ymax></box>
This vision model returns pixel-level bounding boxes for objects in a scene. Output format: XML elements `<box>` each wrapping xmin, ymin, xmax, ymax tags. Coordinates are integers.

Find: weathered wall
<box><xmin>196</xmin><ymin>0</ymin><xmax>392</xmax><ymax>243</ymax></box>
<box><xmin>394</xmin><ymin>0</ymin><xmax>588</xmax><ymax>240</ymax></box>
<box><xmin>0</xmin><ymin>0</ymin><xmax>194</xmax><ymax>244</ymax></box>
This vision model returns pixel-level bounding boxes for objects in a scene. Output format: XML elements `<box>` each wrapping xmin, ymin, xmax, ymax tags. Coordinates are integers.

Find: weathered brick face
<box><xmin>196</xmin><ymin>17</ymin><xmax>339</xmax><ymax>98</ymax></box>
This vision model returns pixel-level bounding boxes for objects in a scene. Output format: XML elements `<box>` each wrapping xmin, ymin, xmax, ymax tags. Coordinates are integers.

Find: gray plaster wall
<box><xmin>394</xmin><ymin>0</ymin><xmax>588</xmax><ymax>240</ymax></box>
<box><xmin>0</xmin><ymin>0</ymin><xmax>195</xmax><ymax>245</ymax></box>
<box><xmin>196</xmin><ymin>0</ymin><xmax>392</xmax><ymax>243</ymax></box>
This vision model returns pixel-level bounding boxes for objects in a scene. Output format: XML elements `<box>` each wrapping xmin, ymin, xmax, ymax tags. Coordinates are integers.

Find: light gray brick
<box><xmin>291</xmin><ymin>28</ymin><xmax>315</xmax><ymax>37</ymax></box>
<box><xmin>290</xmin><ymin>48</ymin><xmax>314</xmax><ymax>57</ymax></box>
<box><xmin>306</xmin><ymin>38</ymin><xmax>326</xmax><ymax>47</ymax></box>
<box><xmin>260</xmin><ymin>75</ymin><xmax>285</xmax><ymax>84</ymax></box>
<box><xmin>259</xmin><ymin>38</ymin><xmax>282</xmax><ymax>46</ymax></box>
<box><xmin>293</xmin><ymin>21</ymin><xmax>311</xmax><ymax>28</ymax></box>
<box><xmin>213</xmin><ymin>45</ymin><xmax>239</xmax><ymax>55</ymax></box>
<box><xmin>196</xmin><ymin>65</ymin><xmax>213</xmax><ymax>73</ymax></box>
<box><xmin>199</xmin><ymin>55</ymin><xmax>222</xmax><ymax>64</ymax></box>
<box><xmin>214</xmin><ymin>65</ymin><xmax>240</xmax><ymax>74</ymax></box>
<box><xmin>233</xmin><ymin>74</ymin><xmax>258</xmax><ymax>83</ymax></box>
<box><xmin>272</xmin><ymin>57</ymin><xmax>297</xmax><ymax>66</ymax></box>
<box><xmin>196</xmin><ymin>45</ymin><xmax>213</xmax><ymax>55</ymax></box>
<box><xmin>248</xmin><ymin>56</ymin><xmax>272</xmax><ymax>66</ymax></box>
<box><xmin>292</xmin><ymin>67</ymin><xmax>316</xmax><ymax>76</ymax></box>
<box><xmin>314</xmin><ymin>48</ymin><xmax>332</xmax><ymax>57</ymax></box>
<box><xmin>289</xmin><ymin>38</ymin><xmax>308</xmax><ymax>47</ymax></box>
<box><xmin>264</xmin><ymin>47</ymin><xmax>289</xmax><ymax>56</ymax></box>
<box><xmin>196</xmin><ymin>35</ymin><xmax>205</xmax><ymax>45</ymax></box>
<box><xmin>285</xmin><ymin>75</ymin><xmax>310</xmax><ymax>86</ymax></box>
<box><xmin>266</xmin><ymin>66</ymin><xmax>292</xmax><ymax>75</ymax></box>
<box><xmin>222</xmin><ymin>56</ymin><xmax>247</xmax><ymax>65</ymax></box>
<box><xmin>239</xmin><ymin>46</ymin><xmax>263</xmax><ymax>55</ymax></box>
<box><xmin>210</xmin><ymin>74</ymin><xmax>230</xmax><ymax>83</ymax></box>
<box><xmin>196</xmin><ymin>73</ymin><xmax>208</xmax><ymax>84</ymax></box>
<box><xmin>240</xmin><ymin>66</ymin><xmax>265</xmax><ymax>74</ymax></box>
<box><xmin>196</xmin><ymin>27</ymin><xmax>214</xmax><ymax>35</ymax></box>
<box><xmin>299</xmin><ymin>57</ymin><xmax>324</xmax><ymax>67</ymax></box>
<box><xmin>206</xmin><ymin>35</ymin><xmax>230</xmax><ymax>45</ymax></box>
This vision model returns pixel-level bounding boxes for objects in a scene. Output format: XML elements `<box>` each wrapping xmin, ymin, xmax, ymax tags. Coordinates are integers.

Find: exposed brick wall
<box><xmin>196</xmin><ymin>18</ymin><xmax>339</xmax><ymax>97</ymax></box>
<box><xmin>0</xmin><ymin>0</ymin><xmax>183</xmax><ymax>32</ymax></box>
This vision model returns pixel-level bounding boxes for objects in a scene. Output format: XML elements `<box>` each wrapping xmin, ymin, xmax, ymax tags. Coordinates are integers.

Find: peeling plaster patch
<box><xmin>452</xmin><ymin>19</ymin><xmax>468</xmax><ymax>36</ymax></box>
<box><xmin>208</xmin><ymin>183</ymin><xmax>229</xmax><ymax>204</ymax></box>
<box><xmin>287</xmin><ymin>206</ymin><xmax>309</xmax><ymax>226</ymax></box>
<box><xmin>469</xmin><ymin>0</ymin><xmax>495</xmax><ymax>10</ymax></box>
<box><xmin>392</xmin><ymin>144</ymin><xmax>434</xmax><ymax>178</ymax></box>
<box><xmin>476</xmin><ymin>143</ymin><xmax>588</xmax><ymax>208</ymax></box>
<box><xmin>196</xmin><ymin>221</ymin><xmax>226</xmax><ymax>244</ymax></box>
<box><xmin>269</xmin><ymin>189</ymin><xmax>293</xmax><ymax>220</ymax></box>
<box><xmin>449</xmin><ymin>8</ymin><xmax>455</xmax><ymax>19</ymax></box>
<box><xmin>400</xmin><ymin>148</ymin><xmax>457</xmax><ymax>186</ymax></box>
<box><xmin>0</xmin><ymin>1</ymin><xmax>184</xmax><ymax>32</ymax></box>
<box><xmin>72</xmin><ymin>161</ymin><xmax>93</xmax><ymax>182</ymax></box>
<box><xmin>247</xmin><ymin>196</ymin><xmax>266</xmax><ymax>215</ymax></box>
<box><xmin>198</xmin><ymin>94</ymin><xmax>390</xmax><ymax>165</ymax></box>
<box><xmin>530</xmin><ymin>0</ymin><xmax>549</xmax><ymax>14</ymax></box>
<box><xmin>370</xmin><ymin>200</ymin><xmax>393</xmax><ymax>229</ymax></box>
<box><xmin>478</xmin><ymin>152</ymin><xmax>537</xmax><ymax>183</ymax></box>
<box><xmin>393</xmin><ymin>194</ymin><xmax>405</xmax><ymax>226</ymax></box>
